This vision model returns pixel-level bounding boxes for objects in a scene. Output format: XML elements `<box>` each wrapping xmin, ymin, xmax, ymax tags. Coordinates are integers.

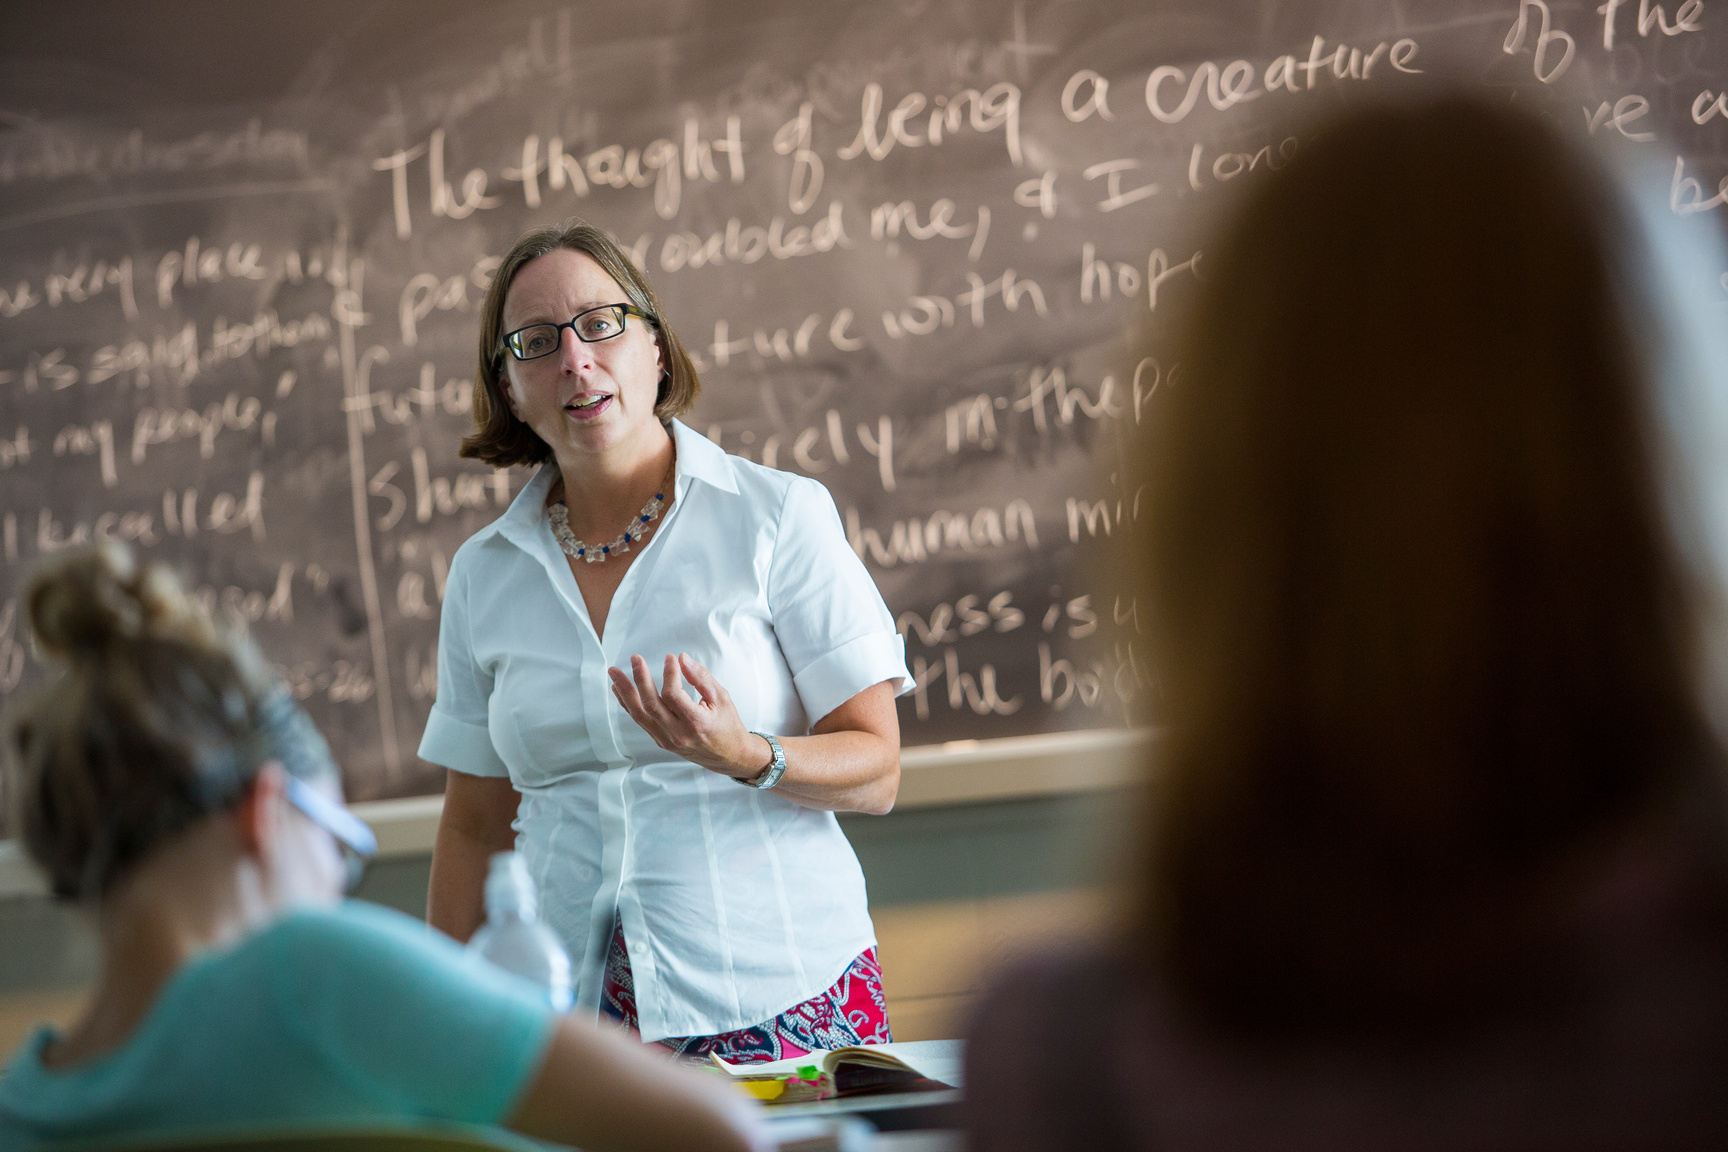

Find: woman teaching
<box><xmin>421</xmin><ymin>220</ymin><xmax>911</xmax><ymax>1060</ymax></box>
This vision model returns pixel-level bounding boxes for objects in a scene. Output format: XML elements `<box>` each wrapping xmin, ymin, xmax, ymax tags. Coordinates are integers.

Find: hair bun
<box><xmin>27</xmin><ymin>540</ymin><xmax>203</xmax><ymax>660</ymax></box>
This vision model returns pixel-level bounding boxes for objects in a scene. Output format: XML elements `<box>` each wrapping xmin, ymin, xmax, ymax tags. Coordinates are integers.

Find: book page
<box><xmin>710</xmin><ymin>1039</ymin><xmax>963</xmax><ymax>1086</ymax></box>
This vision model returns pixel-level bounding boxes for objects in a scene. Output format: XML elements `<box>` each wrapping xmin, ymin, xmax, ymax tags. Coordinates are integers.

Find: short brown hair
<box><xmin>461</xmin><ymin>221</ymin><xmax>701</xmax><ymax>468</ymax></box>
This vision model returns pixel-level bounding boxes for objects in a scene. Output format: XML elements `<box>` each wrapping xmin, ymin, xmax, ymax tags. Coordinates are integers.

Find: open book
<box><xmin>710</xmin><ymin>1039</ymin><xmax>962</xmax><ymax>1103</ymax></box>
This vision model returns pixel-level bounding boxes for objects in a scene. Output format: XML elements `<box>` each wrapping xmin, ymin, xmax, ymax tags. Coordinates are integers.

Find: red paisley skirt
<box><xmin>598</xmin><ymin>916</ymin><xmax>892</xmax><ymax>1062</ymax></box>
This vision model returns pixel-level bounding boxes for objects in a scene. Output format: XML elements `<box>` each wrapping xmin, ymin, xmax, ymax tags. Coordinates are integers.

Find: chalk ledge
<box><xmin>0</xmin><ymin>729</ymin><xmax>1153</xmax><ymax>899</ymax></box>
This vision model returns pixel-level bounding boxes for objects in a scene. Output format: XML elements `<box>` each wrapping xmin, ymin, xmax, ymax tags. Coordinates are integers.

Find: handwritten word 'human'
<box><xmin>845</xmin><ymin>501</ymin><xmax>1039</xmax><ymax>568</ymax></box>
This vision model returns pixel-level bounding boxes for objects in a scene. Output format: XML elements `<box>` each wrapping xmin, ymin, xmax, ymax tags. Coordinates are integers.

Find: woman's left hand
<box><xmin>608</xmin><ymin>653</ymin><xmax>769</xmax><ymax>779</ymax></box>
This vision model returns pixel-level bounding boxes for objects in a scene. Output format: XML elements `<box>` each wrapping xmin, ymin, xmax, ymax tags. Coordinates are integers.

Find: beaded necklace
<box><xmin>548</xmin><ymin>456</ymin><xmax>676</xmax><ymax>563</ymax></box>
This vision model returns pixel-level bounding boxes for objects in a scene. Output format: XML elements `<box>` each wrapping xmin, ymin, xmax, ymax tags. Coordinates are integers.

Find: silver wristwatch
<box><xmin>737</xmin><ymin>731</ymin><xmax>788</xmax><ymax>790</ymax></box>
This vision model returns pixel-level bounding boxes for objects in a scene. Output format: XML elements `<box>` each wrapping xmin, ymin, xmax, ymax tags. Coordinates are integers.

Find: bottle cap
<box><xmin>484</xmin><ymin>851</ymin><xmax>537</xmax><ymax>919</ymax></box>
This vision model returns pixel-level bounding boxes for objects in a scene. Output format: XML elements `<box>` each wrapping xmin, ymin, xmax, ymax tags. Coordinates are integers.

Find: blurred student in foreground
<box><xmin>0</xmin><ymin>542</ymin><xmax>766</xmax><ymax>1151</ymax></box>
<box><xmin>966</xmin><ymin>95</ymin><xmax>1728</xmax><ymax>1149</ymax></box>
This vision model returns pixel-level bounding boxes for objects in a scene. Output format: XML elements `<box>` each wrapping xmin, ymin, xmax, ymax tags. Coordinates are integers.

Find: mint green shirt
<box><xmin>0</xmin><ymin>900</ymin><xmax>557</xmax><ymax>1148</ymax></box>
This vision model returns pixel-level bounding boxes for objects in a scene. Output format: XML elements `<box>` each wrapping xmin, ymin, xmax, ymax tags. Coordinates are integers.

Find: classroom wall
<box><xmin>0</xmin><ymin>786</ymin><xmax>1141</xmax><ymax>1053</ymax></box>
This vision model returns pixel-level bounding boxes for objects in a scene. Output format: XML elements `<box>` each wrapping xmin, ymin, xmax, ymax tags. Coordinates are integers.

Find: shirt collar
<box><xmin>496</xmin><ymin>419</ymin><xmax>739</xmax><ymax>544</ymax></box>
<box><xmin>669</xmin><ymin>418</ymin><xmax>740</xmax><ymax>496</ymax></box>
<box><xmin>499</xmin><ymin>456</ymin><xmax>559</xmax><ymax>541</ymax></box>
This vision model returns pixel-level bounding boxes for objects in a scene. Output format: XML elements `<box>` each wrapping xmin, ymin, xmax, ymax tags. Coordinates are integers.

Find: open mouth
<box><xmin>566</xmin><ymin>393</ymin><xmax>611</xmax><ymax>415</ymax></box>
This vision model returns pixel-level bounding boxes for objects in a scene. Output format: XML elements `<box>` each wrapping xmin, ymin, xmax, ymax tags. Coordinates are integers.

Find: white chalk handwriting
<box><xmin>0</xmin><ymin>120</ymin><xmax>308</xmax><ymax>186</ymax></box>
<box><xmin>898</xmin><ymin>589</ymin><xmax>1026</xmax><ymax>646</ymax></box>
<box><xmin>0</xmin><ymin>426</ymin><xmax>30</xmax><ymax>471</ymax></box>
<box><xmin>194</xmin><ymin>562</ymin><xmax>296</xmax><ymax>632</ymax></box>
<box><xmin>0</xmin><ymin>600</ymin><xmax>23</xmax><ymax>694</ymax></box>
<box><xmin>845</xmin><ymin>500</ymin><xmax>1039</xmax><ymax>567</ymax></box>
<box><xmin>1187</xmin><ymin>137</ymin><xmax>1299</xmax><ymax>191</ymax></box>
<box><xmin>366</xmin><ymin>451</ymin><xmax>510</xmax><ymax>532</ymax></box>
<box><xmin>0</xmin><ymin>257</ymin><xmax>137</xmax><ymax>321</ymax></box>
<box><xmin>1598</xmin><ymin>0</ymin><xmax>1703</xmax><ymax>50</ymax></box>
<box><xmin>1673</xmin><ymin>156</ymin><xmax>1728</xmax><ymax>215</ymax></box>
<box><xmin>1505</xmin><ymin>1</ymin><xmax>1575</xmax><ymax>84</ymax></box>
<box><xmin>837</xmin><ymin>82</ymin><xmax>1023</xmax><ymax>167</ymax></box>
<box><xmin>278</xmin><ymin>659</ymin><xmax>375</xmax><ymax>704</ymax></box>
<box><xmin>1079</xmin><ymin>242</ymin><xmax>1201</xmax><ymax>313</ymax></box>
<box><xmin>345</xmin><ymin>361</ymin><xmax>472</xmax><ymax>428</ymax></box>
<box><xmin>1586</xmin><ymin>95</ymin><xmax>1656</xmax><ymax>140</ymax></box>
<box><xmin>1139</xmin><ymin>35</ymin><xmax>1417</xmax><ymax>124</ymax></box>
<box><xmin>657</xmin><ymin>201</ymin><xmax>852</xmax><ymax>273</ymax></box>
<box><xmin>379</xmin><ymin>117</ymin><xmax>746</xmax><ymax>238</ymax></box>
<box><xmin>398</xmin><ymin>255</ymin><xmax>500</xmax><ymax>346</ymax></box>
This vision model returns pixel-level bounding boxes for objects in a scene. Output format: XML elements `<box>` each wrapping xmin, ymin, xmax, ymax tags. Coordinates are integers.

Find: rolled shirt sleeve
<box><xmin>768</xmin><ymin>476</ymin><xmax>912</xmax><ymax>724</ymax></box>
<box><xmin>419</xmin><ymin>545</ymin><xmax>510</xmax><ymax>777</ymax></box>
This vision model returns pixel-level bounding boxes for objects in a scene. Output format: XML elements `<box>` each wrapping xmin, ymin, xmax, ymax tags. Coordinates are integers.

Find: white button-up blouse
<box><xmin>418</xmin><ymin>419</ymin><xmax>911</xmax><ymax>1041</ymax></box>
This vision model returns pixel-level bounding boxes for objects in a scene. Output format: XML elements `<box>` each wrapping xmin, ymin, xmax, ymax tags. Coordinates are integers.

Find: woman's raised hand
<box><xmin>607</xmin><ymin>653</ymin><xmax>771</xmax><ymax>780</ymax></box>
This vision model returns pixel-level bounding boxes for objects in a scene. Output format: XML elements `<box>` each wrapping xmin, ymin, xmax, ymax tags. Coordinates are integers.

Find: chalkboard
<box><xmin>2</xmin><ymin>0</ymin><xmax>1725</xmax><ymax>805</ymax></box>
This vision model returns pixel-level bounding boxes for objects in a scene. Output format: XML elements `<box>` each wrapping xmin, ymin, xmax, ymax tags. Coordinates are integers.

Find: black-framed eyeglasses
<box><xmin>284</xmin><ymin>774</ymin><xmax>379</xmax><ymax>894</ymax></box>
<box><xmin>502</xmin><ymin>302</ymin><xmax>655</xmax><ymax>361</ymax></box>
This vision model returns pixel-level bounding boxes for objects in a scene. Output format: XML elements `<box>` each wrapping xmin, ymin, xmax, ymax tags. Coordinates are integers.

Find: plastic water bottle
<box><xmin>468</xmin><ymin>852</ymin><xmax>574</xmax><ymax>1013</ymax></box>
